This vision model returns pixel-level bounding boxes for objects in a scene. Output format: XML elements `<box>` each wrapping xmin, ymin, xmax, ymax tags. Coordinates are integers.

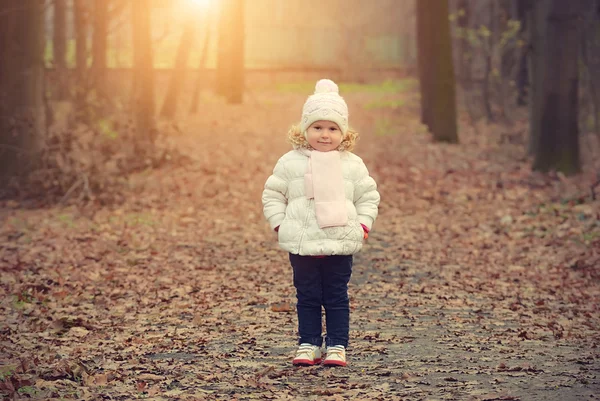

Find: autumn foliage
<box><xmin>1</xmin><ymin>85</ymin><xmax>599</xmax><ymax>400</ymax></box>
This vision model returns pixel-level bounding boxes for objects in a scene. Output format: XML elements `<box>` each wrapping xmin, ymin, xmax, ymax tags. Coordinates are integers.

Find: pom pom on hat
<box><xmin>301</xmin><ymin>79</ymin><xmax>349</xmax><ymax>136</ymax></box>
<box><xmin>314</xmin><ymin>79</ymin><xmax>339</xmax><ymax>94</ymax></box>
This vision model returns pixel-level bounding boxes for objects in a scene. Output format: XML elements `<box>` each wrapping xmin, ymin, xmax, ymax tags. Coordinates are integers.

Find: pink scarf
<box><xmin>304</xmin><ymin>151</ymin><xmax>348</xmax><ymax>228</ymax></box>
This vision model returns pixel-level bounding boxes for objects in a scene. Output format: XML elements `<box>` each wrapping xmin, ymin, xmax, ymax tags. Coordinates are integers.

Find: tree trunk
<box><xmin>74</xmin><ymin>0</ymin><xmax>88</xmax><ymax>105</ymax></box>
<box><xmin>405</xmin><ymin>0</ymin><xmax>418</xmax><ymax>71</ymax></box>
<box><xmin>481</xmin><ymin>0</ymin><xmax>495</xmax><ymax>122</ymax></box>
<box><xmin>515</xmin><ymin>0</ymin><xmax>531</xmax><ymax>106</ymax></box>
<box><xmin>216</xmin><ymin>0</ymin><xmax>245</xmax><ymax>104</ymax></box>
<box><xmin>190</xmin><ymin>21</ymin><xmax>212</xmax><ymax>114</ymax></box>
<box><xmin>482</xmin><ymin>46</ymin><xmax>495</xmax><ymax>122</ymax></box>
<box><xmin>418</xmin><ymin>0</ymin><xmax>459</xmax><ymax>143</ymax></box>
<box><xmin>498</xmin><ymin>0</ymin><xmax>516</xmax><ymax>123</ymax></box>
<box><xmin>0</xmin><ymin>0</ymin><xmax>45</xmax><ymax>181</ymax></box>
<box><xmin>92</xmin><ymin>0</ymin><xmax>108</xmax><ymax>97</ymax></box>
<box><xmin>527</xmin><ymin>0</ymin><xmax>551</xmax><ymax>155</ymax></box>
<box><xmin>0</xmin><ymin>0</ymin><xmax>14</xmax><ymax>180</ymax></box>
<box><xmin>0</xmin><ymin>2</ymin><xmax>16</xmax><ymax>117</ymax></box>
<box><xmin>580</xmin><ymin>0</ymin><xmax>600</xmax><ymax>138</ymax></box>
<box><xmin>53</xmin><ymin>0</ymin><xmax>68</xmax><ymax>100</ymax></box>
<box><xmin>109</xmin><ymin>0</ymin><xmax>129</xmax><ymax>68</ymax></box>
<box><xmin>416</xmin><ymin>0</ymin><xmax>433</xmax><ymax>129</ymax></box>
<box><xmin>160</xmin><ymin>18</ymin><xmax>196</xmax><ymax>119</ymax></box>
<box><xmin>132</xmin><ymin>0</ymin><xmax>156</xmax><ymax>145</ymax></box>
<box><xmin>215</xmin><ymin>0</ymin><xmax>228</xmax><ymax>97</ymax></box>
<box><xmin>532</xmin><ymin>0</ymin><xmax>583</xmax><ymax>175</ymax></box>
<box><xmin>455</xmin><ymin>0</ymin><xmax>470</xmax><ymax>86</ymax></box>
<box><xmin>516</xmin><ymin>45</ymin><xmax>529</xmax><ymax>107</ymax></box>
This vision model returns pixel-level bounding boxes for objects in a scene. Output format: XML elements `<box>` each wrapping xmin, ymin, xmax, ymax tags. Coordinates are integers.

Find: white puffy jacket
<box><xmin>262</xmin><ymin>149</ymin><xmax>380</xmax><ymax>256</ymax></box>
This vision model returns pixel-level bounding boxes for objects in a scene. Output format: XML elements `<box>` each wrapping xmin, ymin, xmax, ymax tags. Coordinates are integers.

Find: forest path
<box><xmin>1</xmin><ymin>86</ymin><xmax>599</xmax><ymax>400</ymax></box>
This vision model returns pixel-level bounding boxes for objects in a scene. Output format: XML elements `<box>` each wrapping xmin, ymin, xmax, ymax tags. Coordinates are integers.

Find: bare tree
<box><xmin>53</xmin><ymin>0</ymin><xmax>68</xmax><ymax>100</ymax></box>
<box><xmin>515</xmin><ymin>0</ymin><xmax>531</xmax><ymax>107</ymax></box>
<box><xmin>532</xmin><ymin>0</ymin><xmax>583</xmax><ymax>174</ymax></box>
<box><xmin>216</xmin><ymin>0</ymin><xmax>245</xmax><ymax>104</ymax></box>
<box><xmin>494</xmin><ymin>0</ymin><xmax>521</xmax><ymax>123</ymax></box>
<box><xmin>416</xmin><ymin>0</ymin><xmax>433</xmax><ymax>128</ymax></box>
<box><xmin>132</xmin><ymin>0</ymin><xmax>156</xmax><ymax>144</ymax></box>
<box><xmin>417</xmin><ymin>0</ymin><xmax>459</xmax><ymax>143</ymax></box>
<box><xmin>190</xmin><ymin>16</ymin><xmax>213</xmax><ymax>114</ymax></box>
<box><xmin>92</xmin><ymin>0</ymin><xmax>109</xmax><ymax>97</ymax></box>
<box><xmin>74</xmin><ymin>0</ymin><xmax>88</xmax><ymax>105</ymax></box>
<box><xmin>0</xmin><ymin>0</ymin><xmax>45</xmax><ymax>181</ymax></box>
<box><xmin>453</xmin><ymin>0</ymin><xmax>471</xmax><ymax>85</ymax></box>
<box><xmin>481</xmin><ymin>1</ymin><xmax>495</xmax><ymax>122</ymax></box>
<box><xmin>160</xmin><ymin>17</ymin><xmax>196</xmax><ymax>119</ymax></box>
<box><xmin>580</xmin><ymin>0</ymin><xmax>600</xmax><ymax>139</ymax></box>
<box><xmin>527</xmin><ymin>0</ymin><xmax>550</xmax><ymax>155</ymax></box>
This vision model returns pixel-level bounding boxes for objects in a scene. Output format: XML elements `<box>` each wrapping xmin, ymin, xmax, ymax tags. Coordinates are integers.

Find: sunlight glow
<box><xmin>188</xmin><ymin>0</ymin><xmax>215</xmax><ymax>9</ymax></box>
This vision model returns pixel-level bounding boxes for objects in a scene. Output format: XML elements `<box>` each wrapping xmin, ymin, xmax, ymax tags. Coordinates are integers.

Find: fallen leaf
<box><xmin>270</xmin><ymin>302</ymin><xmax>294</xmax><ymax>312</ymax></box>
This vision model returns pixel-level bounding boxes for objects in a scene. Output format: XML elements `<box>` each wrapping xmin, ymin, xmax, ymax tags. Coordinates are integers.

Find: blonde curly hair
<box><xmin>287</xmin><ymin>123</ymin><xmax>359</xmax><ymax>152</ymax></box>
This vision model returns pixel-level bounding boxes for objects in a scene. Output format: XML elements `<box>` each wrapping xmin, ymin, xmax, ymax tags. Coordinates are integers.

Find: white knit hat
<box><xmin>301</xmin><ymin>79</ymin><xmax>349</xmax><ymax>136</ymax></box>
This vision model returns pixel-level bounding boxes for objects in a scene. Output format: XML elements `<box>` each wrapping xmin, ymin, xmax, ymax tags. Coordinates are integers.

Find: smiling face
<box><xmin>306</xmin><ymin>120</ymin><xmax>343</xmax><ymax>152</ymax></box>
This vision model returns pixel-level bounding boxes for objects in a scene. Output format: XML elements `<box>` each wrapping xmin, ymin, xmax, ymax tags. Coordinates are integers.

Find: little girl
<box><xmin>262</xmin><ymin>79</ymin><xmax>380</xmax><ymax>367</ymax></box>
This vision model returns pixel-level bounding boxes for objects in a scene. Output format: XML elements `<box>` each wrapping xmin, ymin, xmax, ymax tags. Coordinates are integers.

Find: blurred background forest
<box><xmin>2</xmin><ymin>3</ymin><xmax>600</xmax><ymax>398</ymax></box>
<box><xmin>0</xmin><ymin>0</ymin><xmax>599</xmax><ymax>202</ymax></box>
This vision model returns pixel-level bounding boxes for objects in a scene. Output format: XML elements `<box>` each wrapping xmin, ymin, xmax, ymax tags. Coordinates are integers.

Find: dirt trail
<box><xmin>1</xmin><ymin>87</ymin><xmax>599</xmax><ymax>400</ymax></box>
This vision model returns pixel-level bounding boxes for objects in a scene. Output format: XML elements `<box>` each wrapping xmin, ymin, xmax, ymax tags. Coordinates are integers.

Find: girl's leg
<box><xmin>289</xmin><ymin>254</ymin><xmax>323</xmax><ymax>347</ymax></box>
<box><xmin>322</xmin><ymin>255</ymin><xmax>353</xmax><ymax>348</ymax></box>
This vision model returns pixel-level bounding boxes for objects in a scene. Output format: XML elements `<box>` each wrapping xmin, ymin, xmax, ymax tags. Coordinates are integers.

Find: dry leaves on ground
<box><xmin>1</xmin><ymin>86</ymin><xmax>599</xmax><ymax>400</ymax></box>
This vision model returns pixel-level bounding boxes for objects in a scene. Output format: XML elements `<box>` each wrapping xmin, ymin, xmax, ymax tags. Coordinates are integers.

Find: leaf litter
<box><xmin>1</xmin><ymin>87</ymin><xmax>599</xmax><ymax>400</ymax></box>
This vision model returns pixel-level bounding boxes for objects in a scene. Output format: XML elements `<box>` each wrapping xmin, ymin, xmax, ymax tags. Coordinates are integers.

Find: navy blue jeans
<box><xmin>289</xmin><ymin>253</ymin><xmax>353</xmax><ymax>348</ymax></box>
